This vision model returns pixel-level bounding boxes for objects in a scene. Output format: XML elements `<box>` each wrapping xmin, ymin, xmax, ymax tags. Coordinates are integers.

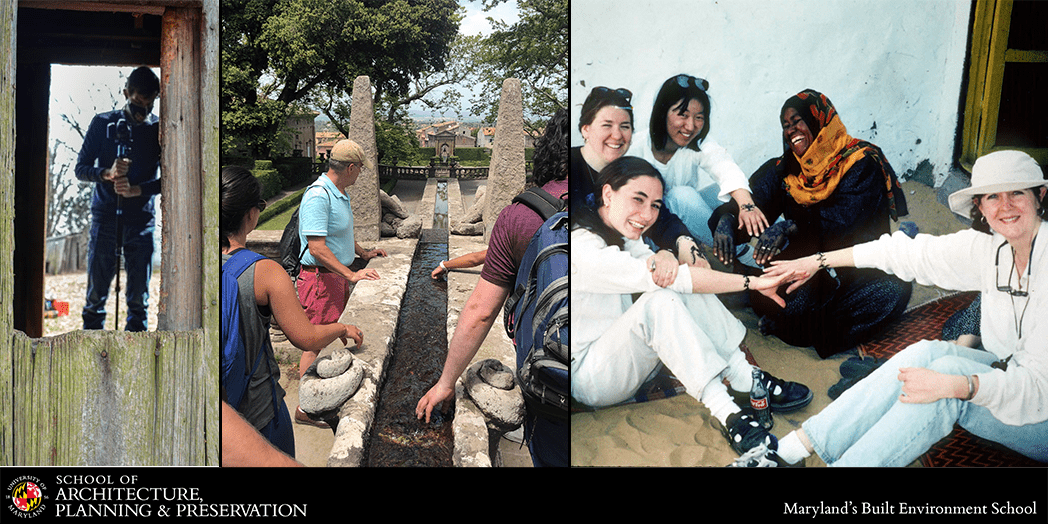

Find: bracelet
<box><xmin>964</xmin><ymin>375</ymin><xmax>976</xmax><ymax>401</ymax></box>
<box><xmin>440</xmin><ymin>261</ymin><xmax>448</xmax><ymax>271</ymax></box>
<box><xmin>816</xmin><ymin>252</ymin><xmax>829</xmax><ymax>270</ymax></box>
<box><xmin>743</xmin><ymin>275</ymin><xmax>750</xmax><ymax>291</ymax></box>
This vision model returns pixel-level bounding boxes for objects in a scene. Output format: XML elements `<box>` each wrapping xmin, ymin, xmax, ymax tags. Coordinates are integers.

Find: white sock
<box><xmin>700</xmin><ymin>381</ymin><xmax>742</xmax><ymax>425</ymax></box>
<box><xmin>723</xmin><ymin>360</ymin><xmax>755</xmax><ymax>393</ymax></box>
<box><xmin>777</xmin><ymin>431</ymin><xmax>811</xmax><ymax>464</ymax></box>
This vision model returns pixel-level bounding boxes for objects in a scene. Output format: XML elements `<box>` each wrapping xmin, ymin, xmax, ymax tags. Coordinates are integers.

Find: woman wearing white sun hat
<box><xmin>756</xmin><ymin>150</ymin><xmax>1048</xmax><ymax>466</ymax></box>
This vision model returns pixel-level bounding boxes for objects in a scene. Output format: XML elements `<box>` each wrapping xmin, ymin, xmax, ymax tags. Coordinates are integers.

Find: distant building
<box><xmin>285</xmin><ymin>110</ymin><xmax>319</xmax><ymax>158</ymax></box>
<box><xmin>315</xmin><ymin>130</ymin><xmax>346</xmax><ymax>160</ymax></box>
<box><xmin>476</xmin><ymin>126</ymin><xmax>496</xmax><ymax>148</ymax></box>
<box><xmin>417</xmin><ymin>120</ymin><xmax>478</xmax><ymax>148</ymax></box>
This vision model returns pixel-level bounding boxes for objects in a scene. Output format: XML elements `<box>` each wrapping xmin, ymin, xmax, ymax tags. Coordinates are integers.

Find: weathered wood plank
<box><xmin>158</xmin><ymin>7</ymin><xmax>203</xmax><ymax>331</ymax></box>
<box><xmin>0</xmin><ymin>0</ymin><xmax>16</xmax><ymax>467</ymax></box>
<box><xmin>201</xmin><ymin>0</ymin><xmax>221</xmax><ymax>466</ymax></box>
<box><xmin>10</xmin><ymin>330</ymin><xmax>211</xmax><ymax>466</ymax></box>
<box><xmin>11</xmin><ymin>334</ymin><xmax>57</xmax><ymax>465</ymax></box>
<box><xmin>154</xmin><ymin>330</ymin><xmax>210</xmax><ymax>465</ymax></box>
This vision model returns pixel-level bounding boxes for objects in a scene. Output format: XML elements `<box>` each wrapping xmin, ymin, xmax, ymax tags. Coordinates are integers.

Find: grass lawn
<box><xmin>257</xmin><ymin>205</ymin><xmax>295</xmax><ymax>231</ymax></box>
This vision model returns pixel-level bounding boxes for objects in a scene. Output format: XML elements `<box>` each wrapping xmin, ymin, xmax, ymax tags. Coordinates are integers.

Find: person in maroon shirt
<box><xmin>416</xmin><ymin>109</ymin><xmax>569</xmax><ymax>467</ymax></box>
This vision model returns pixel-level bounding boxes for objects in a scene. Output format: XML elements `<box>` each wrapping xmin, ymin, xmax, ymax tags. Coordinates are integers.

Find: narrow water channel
<box><xmin>364</xmin><ymin>180</ymin><xmax>452</xmax><ymax>467</ymax></box>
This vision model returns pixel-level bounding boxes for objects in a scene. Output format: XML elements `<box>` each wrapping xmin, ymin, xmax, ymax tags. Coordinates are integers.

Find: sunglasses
<box><xmin>675</xmin><ymin>74</ymin><xmax>709</xmax><ymax>92</ymax></box>
<box><xmin>995</xmin><ymin>240</ymin><xmax>1032</xmax><ymax>297</ymax></box>
<box><xmin>591</xmin><ymin>86</ymin><xmax>633</xmax><ymax>110</ymax></box>
<box><xmin>256</xmin><ymin>199</ymin><xmax>267</xmax><ymax>212</ymax></box>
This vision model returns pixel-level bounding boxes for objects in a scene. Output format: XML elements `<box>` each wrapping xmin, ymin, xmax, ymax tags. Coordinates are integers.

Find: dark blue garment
<box><xmin>942</xmin><ymin>294</ymin><xmax>982</xmax><ymax>341</ymax></box>
<box><xmin>526</xmin><ymin>414</ymin><xmax>569</xmax><ymax>467</ymax></box>
<box><xmin>74</xmin><ymin>108</ymin><xmax>161</xmax><ymax>223</ymax></box>
<box><xmin>75</xmin><ymin>107</ymin><xmax>160</xmax><ymax>331</ymax></box>
<box><xmin>712</xmin><ymin>154</ymin><xmax>912</xmax><ymax>357</ymax></box>
<box><xmin>221</xmin><ymin>249</ymin><xmax>294</xmax><ymax>458</ymax></box>
<box><xmin>83</xmin><ymin>217</ymin><xmax>154</xmax><ymax>331</ymax></box>
<box><xmin>570</xmin><ymin>147</ymin><xmax>693</xmax><ymax>253</ymax></box>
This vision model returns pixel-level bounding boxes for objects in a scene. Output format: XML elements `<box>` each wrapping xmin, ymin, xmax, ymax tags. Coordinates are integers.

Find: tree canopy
<box><xmin>221</xmin><ymin>0</ymin><xmax>460</xmax><ymax>158</ymax></box>
<box><xmin>469</xmin><ymin>0</ymin><xmax>567</xmax><ymax>133</ymax></box>
<box><xmin>220</xmin><ymin>0</ymin><xmax>568</xmax><ymax>161</ymax></box>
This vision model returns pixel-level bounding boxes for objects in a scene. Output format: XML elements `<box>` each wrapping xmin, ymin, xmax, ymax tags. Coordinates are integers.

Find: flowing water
<box><xmin>364</xmin><ymin>180</ymin><xmax>453</xmax><ymax>467</ymax></box>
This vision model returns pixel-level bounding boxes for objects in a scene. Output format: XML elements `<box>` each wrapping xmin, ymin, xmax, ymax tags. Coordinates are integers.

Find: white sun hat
<box><xmin>948</xmin><ymin>150</ymin><xmax>1046</xmax><ymax>217</ymax></box>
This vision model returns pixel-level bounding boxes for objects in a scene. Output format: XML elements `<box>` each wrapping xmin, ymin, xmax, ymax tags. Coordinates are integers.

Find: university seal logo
<box><xmin>7</xmin><ymin>476</ymin><xmax>46</xmax><ymax>518</ymax></box>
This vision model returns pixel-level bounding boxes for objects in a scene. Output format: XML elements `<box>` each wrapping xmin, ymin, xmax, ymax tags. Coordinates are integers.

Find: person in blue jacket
<box><xmin>74</xmin><ymin>66</ymin><xmax>161</xmax><ymax>332</ymax></box>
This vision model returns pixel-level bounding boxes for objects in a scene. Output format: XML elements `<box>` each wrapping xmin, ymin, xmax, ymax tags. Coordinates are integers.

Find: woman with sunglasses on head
<box><xmin>632</xmin><ymin>74</ymin><xmax>767</xmax><ymax>268</ymax></box>
<box><xmin>571</xmin><ymin>156</ymin><xmax>813</xmax><ymax>466</ymax></box>
<box><xmin>710</xmin><ymin>89</ymin><xmax>912</xmax><ymax>358</ymax></box>
<box><xmin>572</xmin><ymin>86</ymin><xmax>710</xmax><ymax>289</ymax></box>
<box><xmin>220</xmin><ymin>165</ymin><xmax>363</xmax><ymax>459</ymax></box>
<box><xmin>761</xmin><ymin>150</ymin><xmax>1048</xmax><ymax>466</ymax></box>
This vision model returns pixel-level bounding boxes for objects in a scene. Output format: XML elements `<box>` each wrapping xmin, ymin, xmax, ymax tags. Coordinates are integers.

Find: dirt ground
<box><xmin>43</xmin><ymin>269</ymin><xmax>162</xmax><ymax>337</ymax></box>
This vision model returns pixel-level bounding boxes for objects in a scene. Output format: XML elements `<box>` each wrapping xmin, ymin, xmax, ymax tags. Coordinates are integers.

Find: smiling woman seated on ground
<box><xmin>760</xmin><ymin>150</ymin><xmax>1048</xmax><ymax>467</ymax></box>
<box><xmin>570</xmin><ymin>156</ymin><xmax>813</xmax><ymax>466</ymax></box>
<box><xmin>709</xmin><ymin>89</ymin><xmax>912</xmax><ymax>358</ymax></box>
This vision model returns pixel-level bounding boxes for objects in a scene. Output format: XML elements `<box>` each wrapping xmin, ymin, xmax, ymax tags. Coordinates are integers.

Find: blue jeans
<box><xmin>526</xmin><ymin>415</ymin><xmax>569</xmax><ymax>467</ymax></box>
<box><xmin>665</xmin><ymin>185</ymin><xmax>756</xmax><ymax>268</ymax></box>
<box><xmin>804</xmin><ymin>340</ymin><xmax>1048</xmax><ymax>466</ymax></box>
<box><xmin>83</xmin><ymin>215</ymin><xmax>154</xmax><ymax>332</ymax></box>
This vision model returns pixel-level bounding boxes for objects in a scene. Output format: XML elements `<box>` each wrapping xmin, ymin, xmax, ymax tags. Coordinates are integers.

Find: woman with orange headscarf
<box><xmin>709</xmin><ymin>89</ymin><xmax>912</xmax><ymax>358</ymax></box>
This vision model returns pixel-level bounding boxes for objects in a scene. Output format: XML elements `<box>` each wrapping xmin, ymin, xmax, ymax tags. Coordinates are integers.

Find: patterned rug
<box><xmin>859</xmin><ymin>291</ymin><xmax>1042</xmax><ymax>467</ymax></box>
<box><xmin>570</xmin><ymin>343</ymin><xmax>758</xmax><ymax>414</ymax></box>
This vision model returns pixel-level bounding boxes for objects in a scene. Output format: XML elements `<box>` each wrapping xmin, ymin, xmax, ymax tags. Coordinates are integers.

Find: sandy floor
<box><xmin>570</xmin><ymin>180</ymin><xmax>970</xmax><ymax>467</ymax></box>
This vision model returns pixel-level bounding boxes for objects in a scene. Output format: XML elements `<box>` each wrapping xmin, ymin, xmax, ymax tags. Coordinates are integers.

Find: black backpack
<box><xmin>277</xmin><ymin>184</ymin><xmax>331</xmax><ymax>278</ymax></box>
<box><xmin>511</xmin><ymin>186</ymin><xmax>565</xmax><ymax>222</ymax></box>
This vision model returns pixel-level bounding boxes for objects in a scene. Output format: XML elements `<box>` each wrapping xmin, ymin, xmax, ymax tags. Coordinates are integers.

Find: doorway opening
<box><xmin>43</xmin><ymin>65</ymin><xmax>164</xmax><ymax>336</ymax></box>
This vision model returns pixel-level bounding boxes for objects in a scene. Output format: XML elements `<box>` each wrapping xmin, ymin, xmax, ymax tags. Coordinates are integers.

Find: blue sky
<box><xmin>460</xmin><ymin>0</ymin><xmax>518</xmax><ymax>36</ymax></box>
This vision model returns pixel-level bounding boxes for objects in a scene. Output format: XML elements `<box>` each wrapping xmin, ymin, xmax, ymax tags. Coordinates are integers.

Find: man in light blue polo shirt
<box><xmin>295</xmin><ymin>139</ymin><xmax>387</xmax><ymax>427</ymax></box>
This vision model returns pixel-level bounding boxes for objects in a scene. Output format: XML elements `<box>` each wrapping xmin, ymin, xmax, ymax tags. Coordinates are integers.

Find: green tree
<box><xmin>470</xmin><ymin>0</ymin><xmax>567</xmax><ymax>133</ymax></box>
<box><xmin>221</xmin><ymin>0</ymin><xmax>460</xmax><ymax>158</ymax></box>
<box><xmin>377</xmin><ymin>33</ymin><xmax>482</xmax><ymax>123</ymax></box>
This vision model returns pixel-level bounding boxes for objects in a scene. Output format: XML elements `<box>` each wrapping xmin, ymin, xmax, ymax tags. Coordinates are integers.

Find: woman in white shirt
<box><xmin>632</xmin><ymin>75</ymin><xmax>768</xmax><ymax>261</ymax></box>
<box><xmin>764</xmin><ymin>150</ymin><xmax>1048</xmax><ymax>466</ymax></box>
<box><xmin>571</xmin><ymin>156</ymin><xmax>813</xmax><ymax>465</ymax></box>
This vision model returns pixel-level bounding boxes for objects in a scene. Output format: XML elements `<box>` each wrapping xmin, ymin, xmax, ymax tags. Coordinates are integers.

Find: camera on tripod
<box><xmin>106</xmin><ymin>117</ymin><xmax>133</xmax><ymax>160</ymax></box>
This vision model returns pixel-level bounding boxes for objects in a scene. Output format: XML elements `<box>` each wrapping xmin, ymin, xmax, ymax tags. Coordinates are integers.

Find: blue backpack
<box><xmin>221</xmin><ymin>248</ymin><xmax>296</xmax><ymax>456</ymax></box>
<box><xmin>220</xmin><ymin>249</ymin><xmax>268</xmax><ymax>410</ymax></box>
<box><xmin>504</xmin><ymin>210</ymin><xmax>569</xmax><ymax>420</ymax></box>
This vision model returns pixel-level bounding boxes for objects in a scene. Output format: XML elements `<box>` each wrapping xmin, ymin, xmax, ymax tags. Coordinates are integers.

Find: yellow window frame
<box><xmin>960</xmin><ymin>0</ymin><xmax>1048</xmax><ymax>170</ymax></box>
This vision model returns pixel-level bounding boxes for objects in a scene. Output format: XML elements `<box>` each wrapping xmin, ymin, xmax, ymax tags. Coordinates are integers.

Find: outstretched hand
<box><xmin>765</xmin><ymin>255</ymin><xmax>819</xmax><ymax>295</ymax></box>
<box><xmin>754</xmin><ymin>219</ymin><xmax>798</xmax><ymax>266</ymax></box>
<box><xmin>746</xmin><ymin>267</ymin><xmax>806</xmax><ymax>308</ymax></box>
<box><xmin>349</xmin><ymin>268</ymin><xmax>380</xmax><ymax>283</ymax></box>
<box><xmin>415</xmin><ymin>383</ymin><xmax>454</xmax><ymax>423</ymax></box>
<box><xmin>340</xmin><ymin>323</ymin><xmax>363</xmax><ymax>348</ymax></box>
<box><xmin>363</xmin><ymin>248</ymin><xmax>388</xmax><ymax>261</ymax></box>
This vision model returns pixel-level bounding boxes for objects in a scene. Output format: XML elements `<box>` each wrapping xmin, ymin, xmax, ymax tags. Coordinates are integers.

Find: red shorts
<box><xmin>296</xmin><ymin>269</ymin><xmax>351</xmax><ymax>325</ymax></box>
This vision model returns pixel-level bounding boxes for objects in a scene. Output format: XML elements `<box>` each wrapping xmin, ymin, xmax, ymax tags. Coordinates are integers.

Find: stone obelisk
<box><xmin>483</xmin><ymin>78</ymin><xmax>526</xmax><ymax>243</ymax></box>
<box><xmin>349</xmin><ymin>75</ymin><xmax>380</xmax><ymax>241</ymax></box>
